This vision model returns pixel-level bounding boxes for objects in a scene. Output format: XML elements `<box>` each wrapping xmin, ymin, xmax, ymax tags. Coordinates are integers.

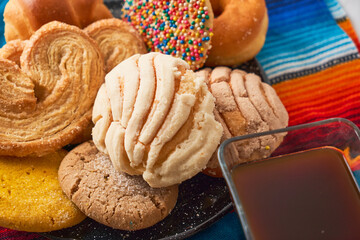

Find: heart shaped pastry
<box><xmin>85</xmin><ymin>18</ymin><xmax>147</xmax><ymax>73</ymax></box>
<box><xmin>0</xmin><ymin>39</ymin><xmax>27</xmax><ymax>66</ymax></box>
<box><xmin>0</xmin><ymin>21</ymin><xmax>104</xmax><ymax>157</ymax></box>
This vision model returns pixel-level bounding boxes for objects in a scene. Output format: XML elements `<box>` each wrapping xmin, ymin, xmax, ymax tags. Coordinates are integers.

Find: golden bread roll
<box><xmin>0</xmin><ymin>21</ymin><xmax>104</xmax><ymax>157</ymax></box>
<box><xmin>197</xmin><ymin>67</ymin><xmax>288</xmax><ymax>177</ymax></box>
<box><xmin>205</xmin><ymin>0</ymin><xmax>268</xmax><ymax>66</ymax></box>
<box><xmin>4</xmin><ymin>0</ymin><xmax>113</xmax><ymax>41</ymax></box>
<box><xmin>92</xmin><ymin>52</ymin><xmax>223</xmax><ymax>188</ymax></box>
<box><xmin>85</xmin><ymin>18</ymin><xmax>147</xmax><ymax>73</ymax></box>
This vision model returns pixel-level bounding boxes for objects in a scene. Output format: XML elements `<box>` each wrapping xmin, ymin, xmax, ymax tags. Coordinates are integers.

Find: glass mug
<box><xmin>218</xmin><ymin>118</ymin><xmax>360</xmax><ymax>240</ymax></box>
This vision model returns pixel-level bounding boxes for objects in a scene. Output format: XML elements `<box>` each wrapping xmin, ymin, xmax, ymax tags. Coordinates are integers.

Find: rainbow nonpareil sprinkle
<box><xmin>122</xmin><ymin>0</ymin><xmax>213</xmax><ymax>70</ymax></box>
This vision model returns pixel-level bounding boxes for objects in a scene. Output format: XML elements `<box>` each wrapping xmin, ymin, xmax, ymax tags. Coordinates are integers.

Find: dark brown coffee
<box><xmin>232</xmin><ymin>147</ymin><xmax>360</xmax><ymax>240</ymax></box>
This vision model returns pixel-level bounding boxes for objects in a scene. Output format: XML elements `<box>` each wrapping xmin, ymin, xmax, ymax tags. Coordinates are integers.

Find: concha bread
<box><xmin>92</xmin><ymin>52</ymin><xmax>223</xmax><ymax>188</ymax></box>
<box><xmin>197</xmin><ymin>67</ymin><xmax>289</xmax><ymax>176</ymax></box>
<box><xmin>4</xmin><ymin>0</ymin><xmax>113</xmax><ymax>41</ymax></box>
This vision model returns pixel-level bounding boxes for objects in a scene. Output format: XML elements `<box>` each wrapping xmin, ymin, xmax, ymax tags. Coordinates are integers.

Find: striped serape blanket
<box><xmin>0</xmin><ymin>0</ymin><xmax>359</xmax><ymax>239</ymax></box>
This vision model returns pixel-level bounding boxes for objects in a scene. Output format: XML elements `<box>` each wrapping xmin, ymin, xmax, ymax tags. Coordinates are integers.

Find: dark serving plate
<box><xmin>42</xmin><ymin>173</ymin><xmax>232</xmax><ymax>240</ymax></box>
<box><xmin>41</xmin><ymin>59</ymin><xmax>267</xmax><ymax>240</ymax></box>
<box><xmin>40</xmin><ymin>1</ymin><xmax>269</xmax><ymax>239</ymax></box>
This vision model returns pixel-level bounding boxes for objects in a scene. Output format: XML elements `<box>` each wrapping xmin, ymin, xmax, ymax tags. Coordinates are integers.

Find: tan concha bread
<box><xmin>85</xmin><ymin>18</ymin><xmax>148</xmax><ymax>73</ymax></box>
<box><xmin>4</xmin><ymin>0</ymin><xmax>113</xmax><ymax>41</ymax></box>
<box><xmin>197</xmin><ymin>67</ymin><xmax>289</xmax><ymax>177</ymax></box>
<box><xmin>92</xmin><ymin>52</ymin><xmax>223</xmax><ymax>188</ymax></box>
<box><xmin>0</xmin><ymin>21</ymin><xmax>104</xmax><ymax>157</ymax></box>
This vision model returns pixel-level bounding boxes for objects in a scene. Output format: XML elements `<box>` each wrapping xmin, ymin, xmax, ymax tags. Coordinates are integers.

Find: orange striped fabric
<box><xmin>272</xmin><ymin>15</ymin><xmax>360</xmax><ymax>170</ymax></box>
<box><xmin>274</xmin><ymin>59</ymin><xmax>360</xmax><ymax>126</ymax></box>
<box><xmin>338</xmin><ymin>18</ymin><xmax>360</xmax><ymax>52</ymax></box>
<box><xmin>274</xmin><ymin>60</ymin><xmax>360</xmax><ymax>171</ymax></box>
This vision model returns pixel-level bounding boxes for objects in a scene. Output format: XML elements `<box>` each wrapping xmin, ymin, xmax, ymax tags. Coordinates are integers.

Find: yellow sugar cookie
<box><xmin>0</xmin><ymin>150</ymin><xmax>86</xmax><ymax>232</ymax></box>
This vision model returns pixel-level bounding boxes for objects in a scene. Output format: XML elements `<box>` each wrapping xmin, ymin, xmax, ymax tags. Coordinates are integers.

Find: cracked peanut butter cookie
<box><xmin>58</xmin><ymin>141</ymin><xmax>178</xmax><ymax>231</ymax></box>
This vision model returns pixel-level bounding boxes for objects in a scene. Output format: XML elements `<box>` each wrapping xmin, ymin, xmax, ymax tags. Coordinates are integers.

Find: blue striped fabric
<box><xmin>0</xmin><ymin>0</ymin><xmax>359</xmax><ymax>240</ymax></box>
<box><xmin>355</xmin><ymin>170</ymin><xmax>360</xmax><ymax>186</ymax></box>
<box><xmin>257</xmin><ymin>0</ymin><xmax>359</xmax><ymax>84</ymax></box>
<box><xmin>325</xmin><ymin>0</ymin><xmax>347</xmax><ymax>20</ymax></box>
<box><xmin>0</xmin><ymin>0</ymin><xmax>6</xmax><ymax>47</ymax></box>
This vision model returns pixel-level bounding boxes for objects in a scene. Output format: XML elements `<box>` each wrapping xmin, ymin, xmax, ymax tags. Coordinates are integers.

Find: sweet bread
<box><xmin>4</xmin><ymin>0</ymin><xmax>112</xmax><ymax>41</ymax></box>
<box><xmin>121</xmin><ymin>0</ymin><xmax>214</xmax><ymax>70</ymax></box>
<box><xmin>85</xmin><ymin>18</ymin><xmax>147</xmax><ymax>73</ymax></box>
<box><xmin>0</xmin><ymin>150</ymin><xmax>86</xmax><ymax>232</ymax></box>
<box><xmin>0</xmin><ymin>38</ymin><xmax>94</xmax><ymax>146</ymax></box>
<box><xmin>197</xmin><ymin>67</ymin><xmax>288</xmax><ymax>176</ymax></box>
<box><xmin>58</xmin><ymin>141</ymin><xmax>178</xmax><ymax>231</ymax></box>
<box><xmin>92</xmin><ymin>52</ymin><xmax>223</xmax><ymax>187</ymax></box>
<box><xmin>205</xmin><ymin>0</ymin><xmax>268</xmax><ymax>66</ymax></box>
<box><xmin>0</xmin><ymin>21</ymin><xmax>104</xmax><ymax>157</ymax></box>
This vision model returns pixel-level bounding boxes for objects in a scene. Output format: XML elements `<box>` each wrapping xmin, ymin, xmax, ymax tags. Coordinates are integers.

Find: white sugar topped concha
<box><xmin>92</xmin><ymin>52</ymin><xmax>222</xmax><ymax>188</ymax></box>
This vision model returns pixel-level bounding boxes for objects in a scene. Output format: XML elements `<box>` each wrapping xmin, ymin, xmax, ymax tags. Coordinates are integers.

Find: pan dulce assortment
<box><xmin>0</xmin><ymin>0</ymin><xmax>288</xmax><ymax>232</ymax></box>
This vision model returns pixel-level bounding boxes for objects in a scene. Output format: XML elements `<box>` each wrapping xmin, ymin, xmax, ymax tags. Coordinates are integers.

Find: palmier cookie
<box><xmin>0</xmin><ymin>39</ymin><xmax>27</xmax><ymax>66</ymax></box>
<box><xmin>0</xmin><ymin>39</ymin><xmax>93</xmax><ymax>146</ymax></box>
<box><xmin>197</xmin><ymin>67</ymin><xmax>289</xmax><ymax>177</ymax></box>
<box><xmin>58</xmin><ymin>141</ymin><xmax>179</xmax><ymax>231</ymax></box>
<box><xmin>85</xmin><ymin>18</ymin><xmax>147</xmax><ymax>73</ymax></box>
<box><xmin>122</xmin><ymin>0</ymin><xmax>214</xmax><ymax>70</ymax></box>
<box><xmin>0</xmin><ymin>21</ymin><xmax>104</xmax><ymax>157</ymax></box>
<box><xmin>0</xmin><ymin>150</ymin><xmax>86</xmax><ymax>232</ymax></box>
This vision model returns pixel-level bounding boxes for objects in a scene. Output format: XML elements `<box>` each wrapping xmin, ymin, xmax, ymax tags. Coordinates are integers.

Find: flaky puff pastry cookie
<box><xmin>3</xmin><ymin>19</ymin><xmax>147</xmax><ymax>74</ymax></box>
<box><xmin>0</xmin><ymin>19</ymin><xmax>146</xmax><ymax>145</ymax></box>
<box><xmin>0</xmin><ymin>38</ymin><xmax>95</xmax><ymax>145</ymax></box>
<box><xmin>0</xmin><ymin>40</ymin><xmax>28</xmax><ymax>66</ymax></box>
<box><xmin>92</xmin><ymin>52</ymin><xmax>223</xmax><ymax>188</ymax></box>
<box><xmin>197</xmin><ymin>67</ymin><xmax>289</xmax><ymax>177</ymax></box>
<box><xmin>85</xmin><ymin>18</ymin><xmax>147</xmax><ymax>73</ymax></box>
<box><xmin>0</xmin><ymin>21</ymin><xmax>104</xmax><ymax>157</ymax></box>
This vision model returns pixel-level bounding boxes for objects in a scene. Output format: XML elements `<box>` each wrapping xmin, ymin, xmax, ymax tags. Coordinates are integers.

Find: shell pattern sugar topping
<box><xmin>92</xmin><ymin>52</ymin><xmax>222</xmax><ymax>188</ymax></box>
<box><xmin>197</xmin><ymin>67</ymin><xmax>289</xmax><ymax>176</ymax></box>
